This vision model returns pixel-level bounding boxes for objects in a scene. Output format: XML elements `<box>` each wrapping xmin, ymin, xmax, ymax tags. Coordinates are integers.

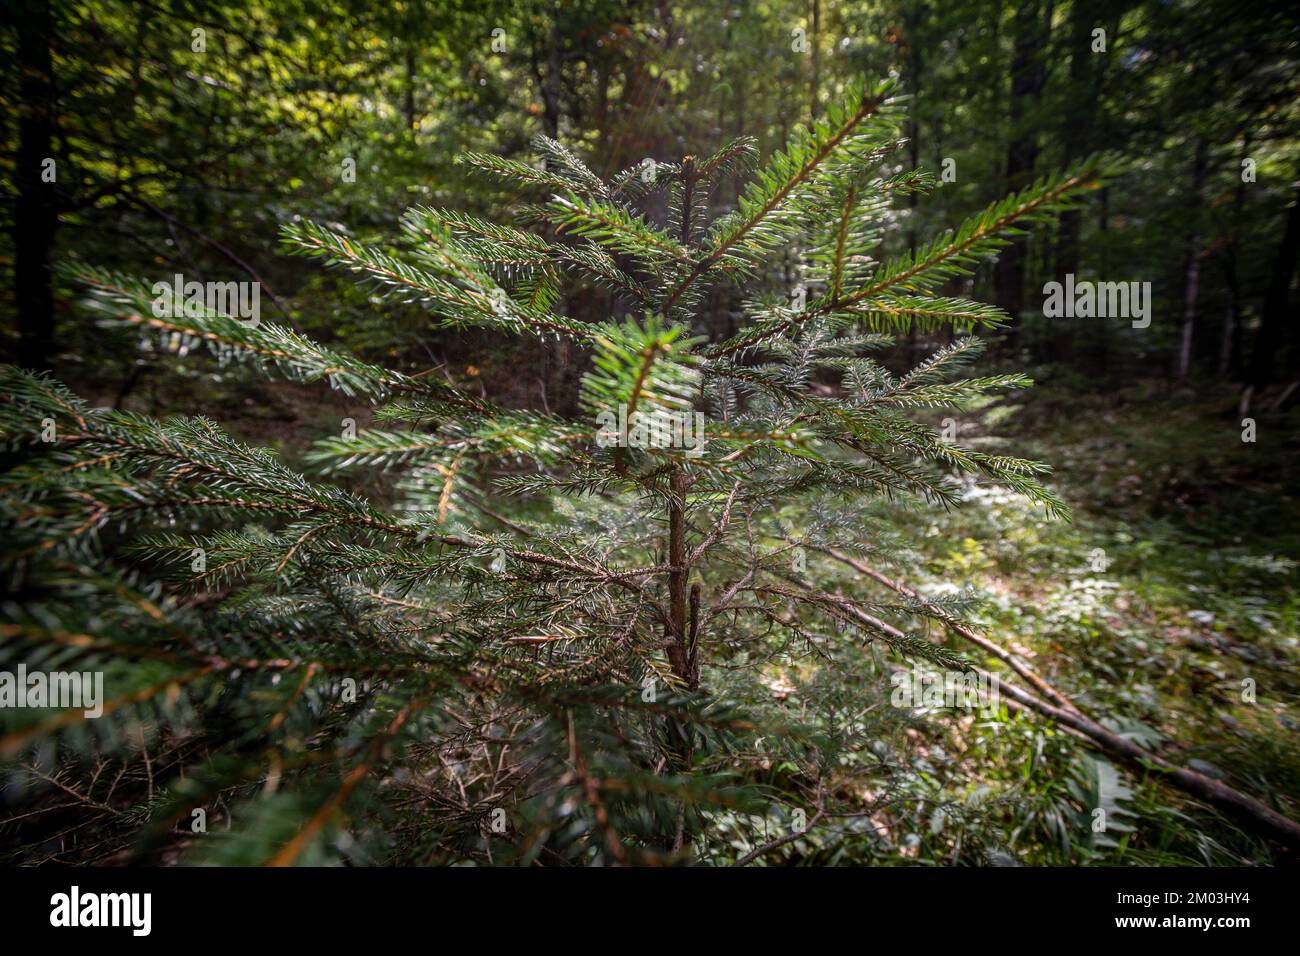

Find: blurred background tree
<box><xmin>4</xmin><ymin>0</ymin><xmax>1297</xmax><ymax>400</ymax></box>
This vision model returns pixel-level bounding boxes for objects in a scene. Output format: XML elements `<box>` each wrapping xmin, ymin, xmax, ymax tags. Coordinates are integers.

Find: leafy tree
<box><xmin>1</xmin><ymin>79</ymin><xmax>1113</xmax><ymax>864</ymax></box>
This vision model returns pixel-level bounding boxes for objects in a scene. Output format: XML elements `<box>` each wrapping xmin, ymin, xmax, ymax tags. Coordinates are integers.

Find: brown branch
<box><xmin>666</xmin><ymin>468</ymin><xmax>690</xmax><ymax>682</ymax></box>
<box><xmin>567</xmin><ymin>710</ymin><xmax>628</xmax><ymax>865</ymax></box>
<box><xmin>733</xmin><ymin>779</ymin><xmax>826</xmax><ymax>866</ymax></box>
<box><xmin>126</xmin><ymin>193</ymin><xmax>299</xmax><ymax>330</ymax></box>
<box><xmin>813</xmin><ymin>545</ymin><xmax>1080</xmax><ymax>714</ymax></box>
<box><xmin>0</xmin><ymin>668</ymin><xmax>214</xmax><ymax>758</ymax></box>
<box><xmin>798</xmin><ymin>550</ymin><xmax>1300</xmax><ymax>852</ymax></box>
<box><xmin>265</xmin><ymin>699</ymin><xmax>422</xmax><ymax>867</ymax></box>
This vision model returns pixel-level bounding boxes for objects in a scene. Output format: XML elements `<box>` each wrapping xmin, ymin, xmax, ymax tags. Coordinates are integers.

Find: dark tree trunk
<box><xmin>1218</xmin><ymin>134</ymin><xmax>1251</xmax><ymax>379</ymax></box>
<box><xmin>1177</xmin><ymin>138</ymin><xmax>1209</xmax><ymax>380</ymax></box>
<box><xmin>404</xmin><ymin>47</ymin><xmax>417</xmax><ymax>130</ymax></box>
<box><xmin>1220</xmin><ymin>258</ymin><xmax>1241</xmax><ymax>379</ymax></box>
<box><xmin>1053</xmin><ymin>0</ymin><xmax>1103</xmax><ymax>365</ymax></box>
<box><xmin>810</xmin><ymin>0</ymin><xmax>821</xmax><ymax>123</ymax></box>
<box><xmin>902</xmin><ymin>3</ymin><xmax>924</xmax><ymax>364</ymax></box>
<box><xmin>15</xmin><ymin>0</ymin><xmax>57</xmax><ymax>370</ymax></box>
<box><xmin>1054</xmin><ymin>3</ymin><xmax>1094</xmax><ymax>281</ymax></box>
<box><xmin>594</xmin><ymin>61</ymin><xmax>610</xmax><ymax>158</ymax></box>
<box><xmin>666</xmin><ymin>469</ymin><xmax>689</xmax><ymax>684</ymax></box>
<box><xmin>1249</xmin><ymin>184</ymin><xmax>1300</xmax><ymax>387</ymax></box>
<box><xmin>533</xmin><ymin>18</ymin><xmax>564</xmax><ymax>140</ymax></box>
<box><xmin>994</xmin><ymin>0</ymin><xmax>1051</xmax><ymax>340</ymax></box>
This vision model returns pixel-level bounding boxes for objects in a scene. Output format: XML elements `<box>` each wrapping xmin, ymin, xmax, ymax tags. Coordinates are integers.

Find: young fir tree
<box><xmin>0</xmin><ymin>79</ymin><xmax>1112</xmax><ymax>865</ymax></box>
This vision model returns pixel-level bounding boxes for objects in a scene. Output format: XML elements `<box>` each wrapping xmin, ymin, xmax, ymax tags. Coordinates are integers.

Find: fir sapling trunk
<box><xmin>666</xmin><ymin>467</ymin><xmax>691</xmax><ymax>687</ymax></box>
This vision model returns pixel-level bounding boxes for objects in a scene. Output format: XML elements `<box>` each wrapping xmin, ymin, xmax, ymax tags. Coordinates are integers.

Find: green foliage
<box><xmin>3</xmin><ymin>82</ymin><xmax>1116</xmax><ymax>865</ymax></box>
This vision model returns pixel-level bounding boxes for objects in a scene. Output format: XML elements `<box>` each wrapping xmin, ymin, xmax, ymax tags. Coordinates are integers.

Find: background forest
<box><xmin>1</xmin><ymin>0</ymin><xmax>1298</xmax><ymax>867</ymax></box>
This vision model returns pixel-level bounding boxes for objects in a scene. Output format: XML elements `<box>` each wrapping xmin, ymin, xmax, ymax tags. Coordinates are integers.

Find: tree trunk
<box><xmin>1054</xmin><ymin>3</ymin><xmax>1094</xmax><ymax>281</ymax></box>
<box><xmin>404</xmin><ymin>46</ymin><xmax>417</xmax><ymax>130</ymax></box>
<box><xmin>14</xmin><ymin>0</ymin><xmax>57</xmax><ymax>371</ymax></box>
<box><xmin>994</xmin><ymin>0</ymin><xmax>1051</xmax><ymax>339</ymax></box>
<box><xmin>666</xmin><ymin>469</ymin><xmax>691</xmax><ymax>686</ymax></box>
<box><xmin>1219</xmin><ymin>258</ymin><xmax>1241</xmax><ymax>379</ymax></box>
<box><xmin>1218</xmin><ymin>133</ymin><xmax>1252</xmax><ymax>379</ymax></box>
<box><xmin>902</xmin><ymin>4</ymin><xmax>924</xmax><ymax>364</ymax></box>
<box><xmin>1177</xmin><ymin>138</ymin><xmax>1209</xmax><ymax>380</ymax></box>
<box><xmin>810</xmin><ymin>0</ymin><xmax>821</xmax><ymax>123</ymax></box>
<box><xmin>537</xmin><ymin>20</ymin><xmax>563</xmax><ymax>139</ymax></box>
<box><xmin>1248</xmin><ymin>183</ymin><xmax>1300</xmax><ymax>388</ymax></box>
<box><xmin>1053</xmin><ymin>0</ymin><xmax>1101</xmax><ymax>365</ymax></box>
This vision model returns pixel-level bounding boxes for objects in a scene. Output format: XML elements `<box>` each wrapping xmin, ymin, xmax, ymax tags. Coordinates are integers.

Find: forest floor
<box><xmin>876</xmin><ymin>379</ymin><xmax>1300</xmax><ymax>864</ymax></box>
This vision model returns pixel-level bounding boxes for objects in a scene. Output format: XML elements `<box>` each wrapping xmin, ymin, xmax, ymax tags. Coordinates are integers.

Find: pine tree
<box><xmin>0</xmin><ymin>79</ymin><xmax>1114</xmax><ymax>865</ymax></box>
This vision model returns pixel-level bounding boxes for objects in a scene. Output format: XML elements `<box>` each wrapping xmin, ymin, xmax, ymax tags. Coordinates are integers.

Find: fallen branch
<box><xmin>733</xmin><ymin>779</ymin><xmax>827</xmax><ymax>867</ymax></box>
<box><xmin>814</xmin><ymin>545</ymin><xmax>1081</xmax><ymax>715</ymax></box>
<box><xmin>813</xmin><ymin>546</ymin><xmax>1300</xmax><ymax>854</ymax></box>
